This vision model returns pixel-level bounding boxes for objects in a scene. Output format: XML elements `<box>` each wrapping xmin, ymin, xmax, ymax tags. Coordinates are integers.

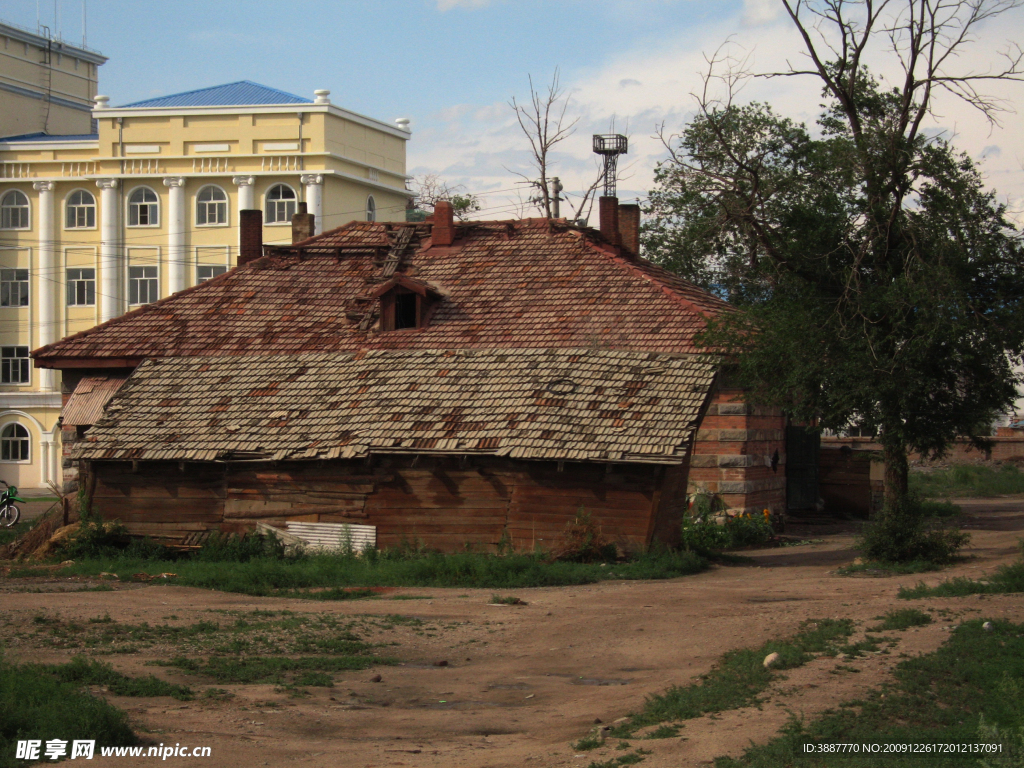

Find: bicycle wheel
<box><xmin>0</xmin><ymin>503</ymin><xmax>19</xmax><ymax>527</ymax></box>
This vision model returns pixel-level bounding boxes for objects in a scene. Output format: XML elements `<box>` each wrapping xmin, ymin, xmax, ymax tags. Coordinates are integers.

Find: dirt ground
<box><xmin>3</xmin><ymin>497</ymin><xmax>1023</xmax><ymax>768</ymax></box>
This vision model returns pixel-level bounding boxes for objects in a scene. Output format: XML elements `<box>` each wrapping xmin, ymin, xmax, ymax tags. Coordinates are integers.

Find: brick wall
<box><xmin>688</xmin><ymin>387</ymin><xmax>787</xmax><ymax>517</ymax></box>
<box><xmin>821</xmin><ymin>436</ymin><xmax>1024</xmax><ymax>462</ymax></box>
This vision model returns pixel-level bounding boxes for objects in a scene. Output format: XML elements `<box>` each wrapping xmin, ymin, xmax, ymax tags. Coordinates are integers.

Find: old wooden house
<box><xmin>33</xmin><ymin>200</ymin><xmax>787</xmax><ymax>550</ymax></box>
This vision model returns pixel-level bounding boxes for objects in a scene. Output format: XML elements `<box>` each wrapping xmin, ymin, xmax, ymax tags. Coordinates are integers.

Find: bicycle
<box><xmin>0</xmin><ymin>479</ymin><xmax>25</xmax><ymax>528</ymax></box>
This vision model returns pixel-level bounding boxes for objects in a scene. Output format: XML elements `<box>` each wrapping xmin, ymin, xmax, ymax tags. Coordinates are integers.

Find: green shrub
<box><xmin>54</xmin><ymin>520</ymin><xmax>132</xmax><ymax>560</ymax></box>
<box><xmin>681</xmin><ymin>493</ymin><xmax>774</xmax><ymax>553</ymax></box>
<box><xmin>723</xmin><ymin>511</ymin><xmax>774</xmax><ymax>548</ymax></box>
<box><xmin>194</xmin><ymin>531</ymin><xmax>291</xmax><ymax>563</ymax></box>
<box><xmin>857</xmin><ymin>495</ymin><xmax>969</xmax><ymax>564</ymax></box>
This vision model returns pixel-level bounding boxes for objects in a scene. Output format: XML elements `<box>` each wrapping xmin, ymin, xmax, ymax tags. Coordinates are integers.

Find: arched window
<box><xmin>127</xmin><ymin>187</ymin><xmax>159</xmax><ymax>227</ymax></box>
<box><xmin>264</xmin><ymin>184</ymin><xmax>296</xmax><ymax>224</ymax></box>
<box><xmin>196</xmin><ymin>185</ymin><xmax>228</xmax><ymax>226</ymax></box>
<box><xmin>0</xmin><ymin>190</ymin><xmax>29</xmax><ymax>230</ymax></box>
<box><xmin>65</xmin><ymin>189</ymin><xmax>96</xmax><ymax>228</ymax></box>
<box><xmin>366</xmin><ymin>195</ymin><xmax>376</xmax><ymax>222</ymax></box>
<box><xmin>0</xmin><ymin>423</ymin><xmax>29</xmax><ymax>462</ymax></box>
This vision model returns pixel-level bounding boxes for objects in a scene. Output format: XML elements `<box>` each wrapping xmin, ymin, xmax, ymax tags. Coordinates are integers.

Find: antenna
<box><xmin>592</xmin><ymin>134</ymin><xmax>628</xmax><ymax>197</ymax></box>
<box><xmin>82</xmin><ymin>0</ymin><xmax>87</xmax><ymax>47</ymax></box>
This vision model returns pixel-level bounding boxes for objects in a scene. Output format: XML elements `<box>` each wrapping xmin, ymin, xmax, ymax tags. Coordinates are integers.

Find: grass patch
<box><xmin>587</xmin><ymin>749</ymin><xmax>651</xmax><ymax>767</ymax></box>
<box><xmin>54</xmin><ymin>547</ymin><xmax>708</xmax><ymax>592</ymax></box>
<box><xmin>714</xmin><ymin>619</ymin><xmax>1024</xmax><ymax>767</ymax></box>
<box><xmin>157</xmin><ymin>654</ymin><xmax>392</xmax><ymax>685</ymax></box>
<box><xmin>838</xmin><ymin>559</ymin><xmax>943</xmax><ymax>576</ymax></box>
<box><xmin>0</xmin><ymin>517</ymin><xmax>40</xmax><ymax>547</ymax></box>
<box><xmin>910</xmin><ymin>462</ymin><xmax>1024</xmax><ymax>498</ymax></box>
<box><xmin>868</xmin><ymin>608</ymin><xmax>933</xmax><ymax>632</ymax></box>
<box><xmin>572</xmin><ymin>734</ymin><xmax>603</xmax><ymax>751</ymax></box>
<box><xmin>0</xmin><ymin>654</ymin><xmax>136</xmax><ymax>767</ymax></box>
<box><xmin>899</xmin><ymin>558</ymin><xmax>1024</xmax><ymax>599</ymax></box>
<box><xmin>609</xmin><ymin>619</ymin><xmax>854</xmax><ymax>738</ymax></box>
<box><xmin>40</xmin><ymin>656</ymin><xmax>194</xmax><ymax>700</ymax></box>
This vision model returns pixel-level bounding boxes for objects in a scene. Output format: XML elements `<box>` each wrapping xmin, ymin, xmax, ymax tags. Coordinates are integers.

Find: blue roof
<box><xmin>0</xmin><ymin>132</ymin><xmax>98</xmax><ymax>142</ymax></box>
<box><xmin>119</xmin><ymin>81</ymin><xmax>312</xmax><ymax>108</ymax></box>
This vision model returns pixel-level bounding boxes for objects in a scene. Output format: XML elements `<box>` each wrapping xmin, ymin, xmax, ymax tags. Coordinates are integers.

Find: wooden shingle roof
<box><xmin>72</xmin><ymin>348</ymin><xmax>717</xmax><ymax>465</ymax></box>
<box><xmin>34</xmin><ymin>219</ymin><xmax>730</xmax><ymax>366</ymax></box>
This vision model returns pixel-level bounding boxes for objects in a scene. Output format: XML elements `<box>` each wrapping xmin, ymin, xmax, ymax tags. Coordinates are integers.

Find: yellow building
<box><xmin>0</xmin><ymin>79</ymin><xmax>412</xmax><ymax>488</ymax></box>
<box><xmin>0</xmin><ymin>21</ymin><xmax>106</xmax><ymax>138</ymax></box>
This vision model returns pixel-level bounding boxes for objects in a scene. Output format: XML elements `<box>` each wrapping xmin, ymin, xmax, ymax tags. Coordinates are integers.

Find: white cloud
<box><xmin>742</xmin><ymin>0</ymin><xmax>782</xmax><ymax>26</ymax></box>
<box><xmin>409</xmin><ymin>4</ymin><xmax>1024</xmax><ymax>222</ymax></box>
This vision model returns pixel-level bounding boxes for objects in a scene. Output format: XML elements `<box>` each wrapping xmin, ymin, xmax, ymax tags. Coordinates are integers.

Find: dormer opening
<box><xmin>371</xmin><ymin>275</ymin><xmax>444</xmax><ymax>332</ymax></box>
<box><xmin>393</xmin><ymin>289</ymin><xmax>418</xmax><ymax>330</ymax></box>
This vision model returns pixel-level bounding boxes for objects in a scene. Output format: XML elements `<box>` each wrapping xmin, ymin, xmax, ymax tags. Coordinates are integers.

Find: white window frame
<box><xmin>0</xmin><ymin>190</ymin><xmax>30</xmax><ymax>230</ymax></box>
<box><xmin>64</xmin><ymin>189</ymin><xmax>97</xmax><ymax>230</ymax></box>
<box><xmin>67</xmin><ymin>267</ymin><xmax>96</xmax><ymax>306</ymax></box>
<box><xmin>0</xmin><ymin>269</ymin><xmax>29</xmax><ymax>308</ymax></box>
<box><xmin>196</xmin><ymin>185</ymin><xmax>229</xmax><ymax>227</ymax></box>
<box><xmin>0</xmin><ymin>346</ymin><xmax>30</xmax><ymax>385</ymax></box>
<box><xmin>0</xmin><ymin>422</ymin><xmax>30</xmax><ymax>463</ymax></box>
<box><xmin>366</xmin><ymin>195</ymin><xmax>376</xmax><ymax>222</ymax></box>
<box><xmin>128</xmin><ymin>265</ymin><xmax>159</xmax><ymax>305</ymax></box>
<box><xmin>264</xmin><ymin>183</ymin><xmax>296</xmax><ymax>225</ymax></box>
<box><xmin>196</xmin><ymin>264</ymin><xmax>228</xmax><ymax>284</ymax></box>
<box><xmin>127</xmin><ymin>186</ymin><xmax>160</xmax><ymax>228</ymax></box>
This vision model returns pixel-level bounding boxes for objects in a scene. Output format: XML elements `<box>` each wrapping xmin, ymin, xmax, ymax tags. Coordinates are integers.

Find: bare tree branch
<box><xmin>508</xmin><ymin>70</ymin><xmax>580</xmax><ymax>218</ymax></box>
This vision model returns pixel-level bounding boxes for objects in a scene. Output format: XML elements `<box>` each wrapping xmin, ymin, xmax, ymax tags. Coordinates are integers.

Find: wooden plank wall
<box><xmin>89</xmin><ymin>456</ymin><xmax>667</xmax><ymax>552</ymax></box>
<box><xmin>91</xmin><ymin>462</ymin><xmax>226</xmax><ymax>544</ymax></box>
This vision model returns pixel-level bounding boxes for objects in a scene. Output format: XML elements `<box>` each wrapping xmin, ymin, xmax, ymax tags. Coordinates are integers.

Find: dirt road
<box><xmin>3</xmin><ymin>498</ymin><xmax>1022</xmax><ymax>768</ymax></box>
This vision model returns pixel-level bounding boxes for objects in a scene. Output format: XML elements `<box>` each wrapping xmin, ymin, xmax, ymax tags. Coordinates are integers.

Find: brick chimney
<box><xmin>432</xmin><ymin>200</ymin><xmax>455</xmax><ymax>247</ymax></box>
<box><xmin>292</xmin><ymin>201</ymin><xmax>315</xmax><ymax>244</ymax></box>
<box><xmin>618</xmin><ymin>203</ymin><xmax>640</xmax><ymax>256</ymax></box>
<box><xmin>598</xmin><ymin>196</ymin><xmax>620</xmax><ymax>247</ymax></box>
<box><xmin>239</xmin><ymin>209</ymin><xmax>263</xmax><ymax>266</ymax></box>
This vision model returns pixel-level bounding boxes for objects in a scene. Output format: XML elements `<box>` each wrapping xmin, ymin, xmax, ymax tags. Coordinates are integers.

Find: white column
<box><xmin>96</xmin><ymin>178</ymin><xmax>121</xmax><ymax>323</ymax></box>
<box><xmin>33</xmin><ymin>180</ymin><xmax>57</xmax><ymax>390</ymax></box>
<box><xmin>232</xmin><ymin>175</ymin><xmax>255</xmax><ymax>262</ymax></box>
<box><xmin>163</xmin><ymin>176</ymin><xmax>186</xmax><ymax>294</ymax></box>
<box><xmin>300</xmin><ymin>174</ymin><xmax>324</xmax><ymax>234</ymax></box>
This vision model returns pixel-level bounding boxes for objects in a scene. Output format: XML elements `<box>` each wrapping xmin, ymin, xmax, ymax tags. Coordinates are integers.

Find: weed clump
<box><xmin>550</xmin><ymin>509</ymin><xmax>617</xmax><ymax>563</ymax></box>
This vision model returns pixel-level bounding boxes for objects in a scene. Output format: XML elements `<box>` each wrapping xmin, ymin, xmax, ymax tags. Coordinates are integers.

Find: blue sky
<box><xmin>4</xmin><ymin>0</ymin><xmax>1023</xmax><ymax>221</ymax></box>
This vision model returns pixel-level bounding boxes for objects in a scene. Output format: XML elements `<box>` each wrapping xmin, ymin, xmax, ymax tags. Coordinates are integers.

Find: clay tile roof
<box><xmin>34</xmin><ymin>218</ymin><xmax>729</xmax><ymax>366</ymax></box>
<box><xmin>72</xmin><ymin>348</ymin><xmax>716</xmax><ymax>465</ymax></box>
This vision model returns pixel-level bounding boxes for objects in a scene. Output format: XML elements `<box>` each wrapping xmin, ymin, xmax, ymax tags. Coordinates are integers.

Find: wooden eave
<box><xmin>366</xmin><ymin>274</ymin><xmax>443</xmax><ymax>300</ymax></box>
<box><xmin>34</xmin><ymin>357</ymin><xmax>145</xmax><ymax>370</ymax></box>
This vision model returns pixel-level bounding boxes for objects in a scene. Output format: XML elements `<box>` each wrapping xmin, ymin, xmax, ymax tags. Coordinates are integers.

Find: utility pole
<box><xmin>550</xmin><ymin>177</ymin><xmax>563</xmax><ymax>219</ymax></box>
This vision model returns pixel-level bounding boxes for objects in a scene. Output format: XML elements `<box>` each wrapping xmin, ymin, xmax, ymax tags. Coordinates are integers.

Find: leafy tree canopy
<box><xmin>644</xmin><ymin>65</ymin><xmax>1024</xmax><ymax>504</ymax></box>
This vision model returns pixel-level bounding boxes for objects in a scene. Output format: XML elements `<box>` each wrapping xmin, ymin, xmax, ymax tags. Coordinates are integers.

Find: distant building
<box><xmin>0</xmin><ymin>76</ymin><xmax>412</xmax><ymax>487</ymax></box>
<box><xmin>0</xmin><ymin>21</ymin><xmax>106</xmax><ymax>137</ymax></box>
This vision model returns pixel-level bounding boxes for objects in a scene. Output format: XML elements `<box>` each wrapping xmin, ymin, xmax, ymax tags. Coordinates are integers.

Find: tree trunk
<box><xmin>881</xmin><ymin>439</ymin><xmax>909</xmax><ymax>514</ymax></box>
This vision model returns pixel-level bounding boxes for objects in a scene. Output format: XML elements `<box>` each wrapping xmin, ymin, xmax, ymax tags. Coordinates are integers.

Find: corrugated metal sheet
<box><xmin>285</xmin><ymin>522</ymin><xmax>376</xmax><ymax>552</ymax></box>
<box><xmin>63</xmin><ymin>375</ymin><xmax>129</xmax><ymax>427</ymax></box>
<box><xmin>119</xmin><ymin>81</ymin><xmax>311</xmax><ymax>109</ymax></box>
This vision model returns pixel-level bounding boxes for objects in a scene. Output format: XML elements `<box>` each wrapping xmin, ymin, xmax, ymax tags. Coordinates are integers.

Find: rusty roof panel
<box><xmin>62</xmin><ymin>375</ymin><xmax>130</xmax><ymax>427</ymax></box>
<box><xmin>72</xmin><ymin>348</ymin><xmax>716</xmax><ymax>465</ymax></box>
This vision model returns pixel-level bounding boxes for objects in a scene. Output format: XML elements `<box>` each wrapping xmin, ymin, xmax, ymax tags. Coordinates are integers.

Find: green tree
<box><xmin>644</xmin><ymin>0</ymin><xmax>1024</xmax><ymax>514</ymax></box>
